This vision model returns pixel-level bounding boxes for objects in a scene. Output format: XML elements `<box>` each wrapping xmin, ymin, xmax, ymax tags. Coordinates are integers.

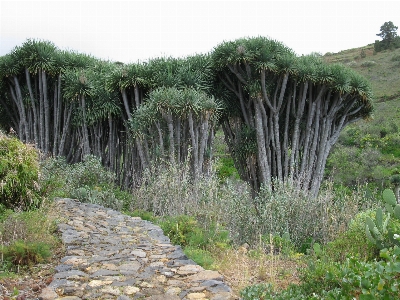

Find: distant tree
<box><xmin>376</xmin><ymin>21</ymin><xmax>399</xmax><ymax>51</ymax></box>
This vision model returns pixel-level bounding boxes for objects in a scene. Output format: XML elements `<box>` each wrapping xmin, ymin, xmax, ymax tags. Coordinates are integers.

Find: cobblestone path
<box><xmin>39</xmin><ymin>198</ymin><xmax>235</xmax><ymax>300</ymax></box>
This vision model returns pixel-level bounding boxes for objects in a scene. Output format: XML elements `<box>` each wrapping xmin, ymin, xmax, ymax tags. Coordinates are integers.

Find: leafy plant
<box><xmin>40</xmin><ymin>155</ymin><xmax>132</xmax><ymax>210</ymax></box>
<box><xmin>1</xmin><ymin>240</ymin><xmax>51</xmax><ymax>269</ymax></box>
<box><xmin>366</xmin><ymin>189</ymin><xmax>400</xmax><ymax>249</ymax></box>
<box><xmin>0</xmin><ymin>133</ymin><xmax>41</xmax><ymax>209</ymax></box>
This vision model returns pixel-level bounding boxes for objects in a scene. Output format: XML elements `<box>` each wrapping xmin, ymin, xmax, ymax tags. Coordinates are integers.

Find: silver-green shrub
<box><xmin>130</xmin><ymin>163</ymin><xmax>374</xmax><ymax>250</ymax></box>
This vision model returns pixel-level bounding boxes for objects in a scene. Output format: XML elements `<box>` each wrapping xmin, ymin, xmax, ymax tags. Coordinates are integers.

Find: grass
<box><xmin>324</xmin><ymin>45</ymin><xmax>400</xmax><ymax>100</ymax></box>
<box><xmin>0</xmin><ymin>200</ymin><xmax>63</xmax><ymax>276</ymax></box>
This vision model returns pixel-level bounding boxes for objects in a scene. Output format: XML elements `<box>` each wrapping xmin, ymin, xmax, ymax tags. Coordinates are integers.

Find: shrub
<box><xmin>1</xmin><ymin>240</ymin><xmax>51</xmax><ymax>269</ymax></box>
<box><xmin>361</xmin><ymin>60</ymin><xmax>376</xmax><ymax>67</ymax></box>
<box><xmin>131</xmin><ymin>163</ymin><xmax>377</xmax><ymax>251</ymax></box>
<box><xmin>40</xmin><ymin>155</ymin><xmax>132</xmax><ymax>210</ymax></box>
<box><xmin>0</xmin><ymin>132</ymin><xmax>41</xmax><ymax>209</ymax></box>
<box><xmin>0</xmin><ymin>203</ymin><xmax>60</xmax><ymax>273</ymax></box>
<box><xmin>391</xmin><ymin>54</ymin><xmax>400</xmax><ymax>62</ymax></box>
<box><xmin>325</xmin><ymin>210</ymin><xmax>379</xmax><ymax>262</ymax></box>
<box><xmin>158</xmin><ymin>215</ymin><xmax>230</xmax><ymax>250</ymax></box>
<box><xmin>346</xmin><ymin>61</ymin><xmax>358</xmax><ymax>67</ymax></box>
<box><xmin>249</xmin><ymin>181</ymin><xmax>368</xmax><ymax>250</ymax></box>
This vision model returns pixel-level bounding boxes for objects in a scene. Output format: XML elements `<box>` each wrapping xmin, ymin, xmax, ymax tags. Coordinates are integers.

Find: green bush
<box><xmin>158</xmin><ymin>215</ymin><xmax>230</xmax><ymax>250</ymax></box>
<box><xmin>216</xmin><ymin>156</ymin><xmax>240</xmax><ymax>181</ymax></box>
<box><xmin>0</xmin><ymin>133</ymin><xmax>41</xmax><ymax>209</ymax></box>
<box><xmin>325</xmin><ymin>210</ymin><xmax>379</xmax><ymax>262</ymax></box>
<box><xmin>183</xmin><ymin>246</ymin><xmax>214</xmax><ymax>269</ymax></box>
<box><xmin>1</xmin><ymin>240</ymin><xmax>51</xmax><ymax>269</ymax></box>
<box><xmin>40</xmin><ymin>155</ymin><xmax>132</xmax><ymax>210</ymax></box>
<box><xmin>242</xmin><ymin>246</ymin><xmax>400</xmax><ymax>299</ymax></box>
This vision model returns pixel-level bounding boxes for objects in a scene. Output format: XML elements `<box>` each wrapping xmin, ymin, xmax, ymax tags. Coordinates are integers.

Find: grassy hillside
<box><xmin>324</xmin><ymin>44</ymin><xmax>400</xmax><ymax>99</ymax></box>
<box><xmin>323</xmin><ymin>45</ymin><xmax>400</xmax><ymax>188</ymax></box>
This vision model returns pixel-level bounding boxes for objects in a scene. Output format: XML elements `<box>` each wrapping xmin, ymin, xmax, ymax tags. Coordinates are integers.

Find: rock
<box><xmin>38</xmin><ymin>287</ymin><xmax>58</xmax><ymax>300</ymax></box>
<box><xmin>187</xmin><ymin>270</ymin><xmax>224</xmax><ymax>282</ymax></box>
<box><xmin>51</xmin><ymin>198</ymin><xmax>234</xmax><ymax>299</ymax></box>
<box><xmin>186</xmin><ymin>292</ymin><xmax>207</xmax><ymax>299</ymax></box>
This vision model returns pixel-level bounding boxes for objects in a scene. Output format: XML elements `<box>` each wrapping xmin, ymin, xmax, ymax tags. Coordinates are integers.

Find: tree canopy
<box><xmin>211</xmin><ymin>37</ymin><xmax>373</xmax><ymax>195</ymax></box>
<box><xmin>375</xmin><ymin>21</ymin><xmax>400</xmax><ymax>51</ymax></box>
<box><xmin>0</xmin><ymin>37</ymin><xmax>373</xmax><ymax>195</ymax></box>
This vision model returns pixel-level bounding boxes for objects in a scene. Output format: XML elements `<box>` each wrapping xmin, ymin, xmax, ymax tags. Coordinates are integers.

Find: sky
<box><xmin>1</xmin><ymin>0</ymin><xmax>400</xmax><ymax>64</ymax></box>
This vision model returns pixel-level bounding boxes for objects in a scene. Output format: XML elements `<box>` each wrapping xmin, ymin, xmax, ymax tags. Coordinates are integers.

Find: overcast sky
<box><xmin>1</xmin><ymin>0</ymin><xmax>400</xmax><ymax>63</ymax></box>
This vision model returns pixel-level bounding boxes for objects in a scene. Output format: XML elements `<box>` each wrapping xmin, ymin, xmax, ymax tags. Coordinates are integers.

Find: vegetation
<box><xmin>1</xmin><ymin>22</ymin><xmax>400</xmax><ymax>298</ymax></box>
<box><xmin>0</xmin><ymin>131</ymin><xmax>41</xmax><ymax>209</ymax></box>
<box><xmin>212</xmin><ymin>37</ymin><xmax>373</xmax><ymax>196</ymax></box>
<box><xmin>375</xmin><ymin>21</ymin><xmax>400</xmax><ymax>52</ymax></box>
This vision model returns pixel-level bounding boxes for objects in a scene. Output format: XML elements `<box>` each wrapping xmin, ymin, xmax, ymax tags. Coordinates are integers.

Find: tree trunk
<box><xmin>254</xmin><ymin>97</ymin><xmax>270</xmax><ymax>184</ymax></box>
<box><xmin>25</xmin><ymin>68</ymin><xmax>39</xmax><ymax>147</ymax></box>
<box><xmin>12</xmin><ymin>76</ymin><xmax>29</xmax><ymax>141</ymax></box>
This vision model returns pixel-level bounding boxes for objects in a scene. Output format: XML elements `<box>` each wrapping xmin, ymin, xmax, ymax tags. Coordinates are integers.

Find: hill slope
<box><xmin>323</xmin><ymin>45</ymin><xmax>400</xmax><ymax>188</ymax></box>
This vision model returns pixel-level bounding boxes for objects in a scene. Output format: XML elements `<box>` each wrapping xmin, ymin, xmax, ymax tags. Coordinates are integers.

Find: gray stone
<box><xmin>90</xmin><ymin>269</ymin><xmax>120</xmax><ymax>277</ymax></box>
<box><xmin>54</xmin><ymin>270</ymin><xmax>88</xmax><ymax>279</ymax></box>
<box><xmin>55</xmin><ymin>264</ymin><xmax>73</xmax><ymax>272</ymax></box>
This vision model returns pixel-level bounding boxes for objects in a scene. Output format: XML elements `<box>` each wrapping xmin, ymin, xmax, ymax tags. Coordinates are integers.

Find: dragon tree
<box><xmin>211</xmin><ymin>37</ymin><xmax>373</xmax><ymax>196</ymax></box>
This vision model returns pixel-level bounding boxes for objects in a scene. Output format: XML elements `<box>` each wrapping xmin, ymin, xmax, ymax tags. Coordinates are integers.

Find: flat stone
<box><xmin>210</xmin><ymin>292</ymin><xmax>235</xmax><ymax>300</ymax></box>
<box><xmin>148</xmin><ymin>295</ymin><xmax>180</xmax><ymax>300</ymax></box>
<box><xmin>119</xmin><ymin>261</ymin><xmax>141</xmax><ymax>272</ymax></box>
<box><xmin>54</xmin><ymin>270</ymin><xmax>88</xmax><ymax>279</ymax></box>
<box><xmin>177</xmin><ymin>264</ymin><xmax>204</xmax><ymax>275</ymax></box>
<box><xmin>63</xmin><ymin>257</ymin><xmax>88</xmax><ymax>266</ymax></box>
<box><xmin>101</xmin><ymin>286</ymin><xmax>121</xmax><ymax>295</ymax></box>
<box><xmin>39</xmin><ymin>287</ymin><xmax>58</xmax><ymax>300</ymax></box>
<box><xmin>124</xmin><ymin>286</ymin><xmax>140</xmax><ymax>295</ymax></box>
<box><xmin>90</xmin><ymin>269</ymin><xmax>120</xmax><ymax>277</ymax></box>
<box><xmin>55</xmin><ymin>264</ymin><xmax>73</xmax><ymax>272</ymax></box>
<box><xmin>88</xmin><ymin>280</ymin><xmax>113</xmax><ymax>287</ymax></box>
<box><xmin>186</xmin><ymin>292</ymin><xmax>207</xmax><ymax>299</ymax></box>
<box><xmin>187</xmin><ymin>270</ymin><xmax>224</xmax><ymax>282</ymax></box>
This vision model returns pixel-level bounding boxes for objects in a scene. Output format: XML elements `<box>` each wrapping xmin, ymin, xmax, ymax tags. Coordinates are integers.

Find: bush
<box><xmin>0</xmin><ymin>132</ymin><xmax>41</xmax><ymax>209</ymax></box>
<box><xmin>325</xmin><ymin>210</ymin><xmax>379</xmax><ymax>262</ymax></box>
<box><xmin>158</xmin><ymin>215</ymin><xmax>230</xmax><ymax>250</ymax></box>
<box><xmin>361</xmin><ymin>60</ymin><xmax>376</xmax><ymax>67</ymax></box>
<box><xmin>0</xmin><ymin>203</ymin><xmax>60</xmax><ymax>274</ymax></box>
<box><xmin>131</xmin><ymin>163</ymin><xmax>377</xmax><ymax>251</ymax></box>
<box><xmin>249</xmin><ymin>181</ymin><xmax>369</xmax><ymax>251</ymax></box>
<box><xmin>1</xmin><ymin>240</ymin><xmax>51</xmax><ymax>270</ymax></box>
<box><xmin>40</xmin><ymin>155</ymin><xmax>132</xmax><ymax>210</ymax></box>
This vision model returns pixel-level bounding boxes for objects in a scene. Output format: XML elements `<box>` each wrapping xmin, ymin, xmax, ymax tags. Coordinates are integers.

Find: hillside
<box><xmin>323</xmin><ymin>45</ymin><xmax>400</xmax><ymax>187</ymax></box>
<box><xmin>324</xmin><ymin>44</ymin><xmax>400</xmax><ymax>100</ymax></box>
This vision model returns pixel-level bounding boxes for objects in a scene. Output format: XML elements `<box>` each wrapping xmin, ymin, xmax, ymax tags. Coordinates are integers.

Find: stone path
<box><xmin>39</xmin><ymin>198</ymin><xmax>235</xmax><ymax>300</ymax></box>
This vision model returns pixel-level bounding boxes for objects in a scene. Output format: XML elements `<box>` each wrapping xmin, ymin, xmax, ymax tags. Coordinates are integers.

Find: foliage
<box><xmin>0</xmin><ymin>132</ymin><xmax>41</xmax><ymax>209</ymax></box>
<box><xmin>158</xmin><ymin>215</ymin><xmax>230</xmax><ymax>250</ymax></box>
<box><xmin>1</xmin><ymin>240</ymin><xmax>51</xmax><ymax>270</ymax></box>
<box><xmin>376</xmin><ymin>21</ymin><xmax>399</xmax><ymax>50</ymax></box>
<box><xmin>241</xmin><ymin>245</ymin><xmax>400</xmax><ymax>299</ymax></box>
<box><xmin>365</xmin><ymin>189</ymin><xmax>400</xmax><ymax>249</ymax></box>
<box><xmin>249</xmin><ymin>181</ymin><xmax>375</xmax><ymax>251</ymax></box>
<box><xmin>0</xmin><ymin>202</ymin><xmax>60</xmax><ymax>274</ymax></box>
<box><xmin>325</xmin><ymin>209</ymin><xmax>379</xmax><ymax>262</ymax></box>
<box><xmin>215</xmin><ymin>156</ymin><xmax>240</xmax><ymax>181</ymax></box>
<box><xmin>40</xmin><ymin>155</ymin><xmax>132</xmax><ymax>210</ymax></box>
<box><xmin>183</xmin><ymin>246</ymin><xmax>215</xmax><ymax>269</ymax></box>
